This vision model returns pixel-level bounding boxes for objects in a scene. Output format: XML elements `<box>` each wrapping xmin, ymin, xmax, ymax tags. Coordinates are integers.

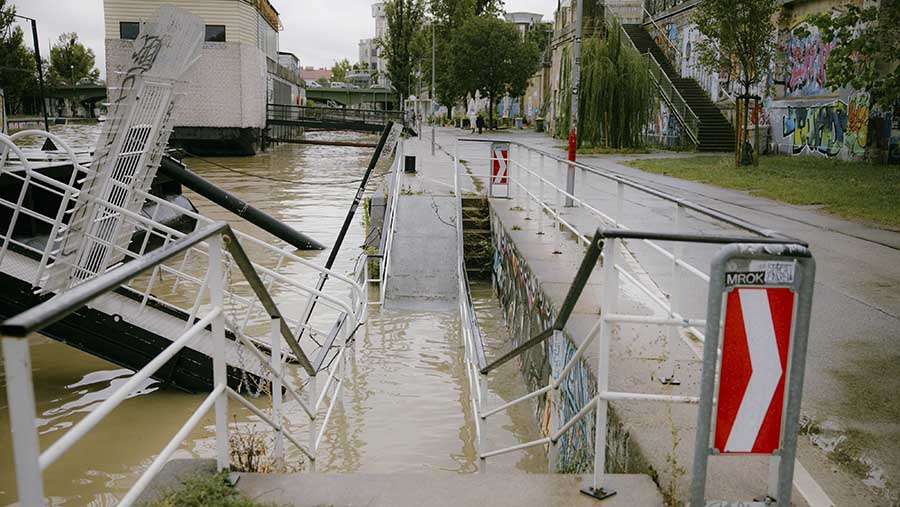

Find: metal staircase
<box><xmin>622</xmin><ymin>24</ymin><xmax>736</xmax><ymax>152</ymax></box>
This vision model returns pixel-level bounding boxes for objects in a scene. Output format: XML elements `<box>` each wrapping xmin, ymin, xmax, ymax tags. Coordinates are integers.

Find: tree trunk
<box><xmin>488</xmin><ymin>93</ymin><xmax>495</xmax><ymax>129</ymax></box>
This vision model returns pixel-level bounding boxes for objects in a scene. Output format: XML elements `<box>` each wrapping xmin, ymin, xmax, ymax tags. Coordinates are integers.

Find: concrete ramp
<box><xmin>384</xmin><ymin>195</ymin><xmax>458</xmax><ymax>309</ymax></box>
<box><xmin>237</xmin><ymin>472</ymin><xmax>664</xmax><ymax>507</ymax></box>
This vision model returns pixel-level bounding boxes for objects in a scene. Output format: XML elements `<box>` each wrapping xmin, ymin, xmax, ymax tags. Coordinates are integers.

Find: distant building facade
<box><xmin>357</xmin><ymin>2</ymin><xmax>389</xmax><ymax>88</ymax></box>
<box><xmin>103</xmin><ymin>0</ymin><xmax>302</xmax><ymax>155</ymax></box>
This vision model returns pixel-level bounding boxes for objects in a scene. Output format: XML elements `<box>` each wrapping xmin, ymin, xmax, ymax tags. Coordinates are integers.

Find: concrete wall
<box><xmin>639</xmin><ymin>0</ymin><xmax>900</xmax><ymax>161</ymax></box>
<box><xmin>490</xmin><ymin>211</ymin><xmax>649</xmax><ymax>475</ymax></box>
<box><xmin>105</xmin><ymin>40</ymin><xmax>266</xmax><ymax>129</ymax></box>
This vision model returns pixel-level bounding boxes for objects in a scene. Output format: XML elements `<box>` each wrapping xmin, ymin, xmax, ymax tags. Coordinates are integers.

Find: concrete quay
<box><xmin>426</xmin><ymin>127</ymin><xmax>896</xmax><ymax>506</ymax></box>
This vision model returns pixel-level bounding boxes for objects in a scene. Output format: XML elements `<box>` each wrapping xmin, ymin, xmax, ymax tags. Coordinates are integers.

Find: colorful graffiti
<box><xmin>780</xmin><ymin>94</ymin><xmax>869</xmax><ymax>157</ymax></box>
<box><xmin>785</xmin><ymin>23</ymin><xmax>836</xmax><ymax>97</ymax></box>
<box><xmin>492</xmin><ymin>213</ymin><xmax>597</xmax><ymax>472</ymax></box>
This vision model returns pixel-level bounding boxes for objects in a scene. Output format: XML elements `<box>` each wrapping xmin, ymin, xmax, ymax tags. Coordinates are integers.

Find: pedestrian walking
<box><xmin>476</xmin><ymin>114</ymin><xmax>485</xmax><ymax>135</ymax></box>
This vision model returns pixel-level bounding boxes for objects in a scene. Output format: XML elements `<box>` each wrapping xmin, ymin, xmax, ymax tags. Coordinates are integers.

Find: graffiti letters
<box><xmin>781</xmin><ymin>95</ymin><xmax>869</xmax><ymax>157</ymax></box>
<box><xmin>785</xmin><ymin>23</ymin><xmax>835</xmax><ymax>97</ymax></box>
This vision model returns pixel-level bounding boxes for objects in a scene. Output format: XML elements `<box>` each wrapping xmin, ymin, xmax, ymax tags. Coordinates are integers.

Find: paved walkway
<box><xmin>434</xmin><ymin>127</ymin><xmax>900</xmax><ymax>505</ymax></box>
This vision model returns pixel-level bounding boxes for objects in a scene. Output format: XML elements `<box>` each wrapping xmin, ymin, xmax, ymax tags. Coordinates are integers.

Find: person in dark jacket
<box><xmin>476</xmin><ymin>114</ymin><xmax>485</xmax><ymax>134</ymax></box>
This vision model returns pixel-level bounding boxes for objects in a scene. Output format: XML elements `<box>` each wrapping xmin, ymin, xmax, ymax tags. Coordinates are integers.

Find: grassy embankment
<box><xmin>625</xmin><ymin>155</ymin><xmax>900</xmax><ymax>229</ymax></box>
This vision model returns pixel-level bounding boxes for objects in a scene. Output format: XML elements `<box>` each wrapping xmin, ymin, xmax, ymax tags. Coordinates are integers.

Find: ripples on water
<box><xmin>0</xmin><ymin>125</ymin><xmax>544</xmax><ymax>506</ymax></box>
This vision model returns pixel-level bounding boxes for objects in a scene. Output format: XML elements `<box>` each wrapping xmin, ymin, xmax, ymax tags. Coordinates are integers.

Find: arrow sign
<box><xmin>715</xmin><ymin>287</ymin><xmax>795</xmax><ymax>454</ymax></box>
<box><xmin>491</xmin><ymin>142</ymin><xmax>509</xmax><ymax>185</ymax></box>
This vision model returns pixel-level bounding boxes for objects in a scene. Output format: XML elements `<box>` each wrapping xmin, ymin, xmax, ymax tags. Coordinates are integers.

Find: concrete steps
<box><xmin>622</xmin><ymin>24</ymin><xmax>736</xmax><ymax>152</ymax></box>
<box><xmin>462</xmin><ymin>197</ymin><xmax>493</xmax><ymax>279</ymax></box>
<box><xmin>236</xmin><ymin>472</ymin><xmax>664</xmax><ymax>507</ymax></box>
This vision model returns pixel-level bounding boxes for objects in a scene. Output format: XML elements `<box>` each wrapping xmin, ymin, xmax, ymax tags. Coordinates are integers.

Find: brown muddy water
<box><xmin>0</xmin><ymin>125</ymin><xmax>545</xmax><ymax>506</ymax></box>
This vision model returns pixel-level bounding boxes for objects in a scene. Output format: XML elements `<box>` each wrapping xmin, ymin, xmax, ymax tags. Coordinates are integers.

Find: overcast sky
<box><xmin>11</xmin><ymin>0</ymin><xmax>558</xmax><ymax>78</ymax></box>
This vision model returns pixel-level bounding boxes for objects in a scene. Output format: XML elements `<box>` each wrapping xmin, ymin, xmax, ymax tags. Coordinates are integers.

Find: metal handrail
<box><xmin>641</xmin><ymin>5</ymin><xmax>680</xmax><ymax>63</ymax></box>
<box><xmin>608</xmin><ymin>14</ymin><xmax>701</xmax><ymax>145</ymax></box>
<box><xmin>644</xmin><ymin>53</ymin><xmax>701</xmax><ymax>144</ymax></box>
<box><xmin>458</xmin><ymin>138</ymin><xmax>781</xmax><ymax>239</ymax></box>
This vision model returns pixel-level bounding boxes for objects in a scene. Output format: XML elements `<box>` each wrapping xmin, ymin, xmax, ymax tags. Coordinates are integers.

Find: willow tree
<box><xmin>554</xmin><ymin>46</ymin><xmax>571</xmax><ymax>139</ymax></box>
<box><xmin>380</xmin><ymin>0</ymin><xmax>425</xmax><ymax>102</ymax></box>
<box><xmin>577</xmin><ymin>21</ymin><xmax>653</xmax><ymax>148</ymax></box>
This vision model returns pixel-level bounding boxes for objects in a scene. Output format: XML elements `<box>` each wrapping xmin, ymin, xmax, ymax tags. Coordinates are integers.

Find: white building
<box><xmin>103</xmin><ymin>0</ymin><xmax>297</xmax><ymax>155</ymax></box>
<box><xmin>357</xmin><ymin>2</ymin><xmax>389</xmax><ymax>88</ymax></box>
<box><xmin>504</xmin><ymin>11</ymin><xmax>544</xmax><ymax>37</ymax></box>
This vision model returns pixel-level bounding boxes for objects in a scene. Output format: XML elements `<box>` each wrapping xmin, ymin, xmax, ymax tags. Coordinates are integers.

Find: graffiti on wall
<box><xmin>646</xmin><ymin>97</ymin><xmax>684</xmax><ymax>146</ymax></box>
<box><xmin>785</xmin><ymin>23</ymin><xmax>836</xmax><ymax>97</ymax></box>
<box><xmin>780</xmin><ymin>94</ymin><xmax>869</xmax><ymax>157</ymax></box>
<box><xmin>492</xmin><ymin>213</ymin><xmax>597</xmax><ymax>472</ymax></box>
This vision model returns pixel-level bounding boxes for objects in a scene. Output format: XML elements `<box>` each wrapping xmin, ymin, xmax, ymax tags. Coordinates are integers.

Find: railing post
<box><xmin>271</xmin><ymin>317</ymin><xmax>285</xmax><ymax>469</ymax></box>
<box><xmin>584</xmin><ymin>237</ymin><xmax>617</xmax><ymax>499</ymax></box>
<box><xmin>208</xmin><ymin>234</ymin><xmax>229</xmax><ymax>472</ymax></box>
<box><xmin>2</xmin><ymin>337</ymin><xmax>45</xmax><ymax>507</ymax></box>
<box><xmin>548</xmin><ymin>329</ymin><xmax>564</xmax><ymax>472</ymax></box>
<box><xmin>615</xmin><ymin>181</ymin><xmax>625</xmax><ymax>228</ymax></box>
<box><xmin>525</xmin><ymin>158</ymin><xmax>533</xmax><ymax>220</ymax></box>
<box><xmin>308</xmin><ymin>373</ymin><xmax>318</xmax><ymax>471</ymax></box>
<box><xmin>565</xmin><ymin>159</ymin><xmax>575</xmax><ymax>207</ymax></box>
<box><xmin>538</xmin><ymin>166</ymin><xmax>545</xmax><ymax>235</ymax></box>
<box><xmin>660</xmin><ymin>203</ymin><xmax>684</xmax><ymax>385</ymax></box>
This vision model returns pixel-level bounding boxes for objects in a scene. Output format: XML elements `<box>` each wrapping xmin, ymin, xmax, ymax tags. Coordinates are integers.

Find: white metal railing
<box><xmin>452</xmin><ymin>156</ymin><xmax>489</xmax><ymax>463</ymax></box>
<box><xmin>453</xmin><ymin>139</ymin><xmax>829</xmax><ymax>504</ymax></box>
<box><xmin>0</xmin><ymin>131</ymin><xmax>366</xmax><ymax>369</ymax></box>
<box><xmin>0</xmin><ymin>131</ymin><xmax>377</xmax><ymax>506</ymax></box>
<box><xmin>379</xmin><ymin>139</ymin><xmax>404</xmax><ymax>302</ymax></box>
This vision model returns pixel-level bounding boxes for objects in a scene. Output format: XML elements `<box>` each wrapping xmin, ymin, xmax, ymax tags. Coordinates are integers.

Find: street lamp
<box><xmin>431</xmin><ymin>20</ymin><xmax>435</xmax><ymax>156</ymax></box>
<box><xmin>70</xmin><ymin>64</ymin><xmax>76</xmax><ymax>118</ymax></box>
<box><xmin>12</xmin><ymin>14</ymin><xmax>53</xmax><ymax>144</ymax></box>
<box><xmin>565</xmin><ymin>0</ymin><xmax>583</xmax><ymax>207</ymax></box>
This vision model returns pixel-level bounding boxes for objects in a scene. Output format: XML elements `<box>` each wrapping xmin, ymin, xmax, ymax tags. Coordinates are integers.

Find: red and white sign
<box><xmin>491</xmin><ymin>142</ymin><xmax>509</xmax><ymax>185</ymax></box>
<box><xmin>714</xmin><ymin>287</ymin><xmax>795</xmax><ymax>454</ymax></box>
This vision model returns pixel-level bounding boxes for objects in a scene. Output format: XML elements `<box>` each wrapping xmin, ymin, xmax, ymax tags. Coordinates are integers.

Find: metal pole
<box><xmin>208</xmin><ymin>234</ymin><xmax>229</xmax><ymax>471</ymax></box>
<box><xmin>431</xmin><ymin>22</ymin><xmax>436</xmax><ymax>156</ymax></box>
<box><xmin>2</xmin><ymin>337</ymin><xmax>46</xmax><ymax>506</ymax></box>
<box><xmin>271</xmin><ymin>317</ymin><xmax>284</xmax><ymax>469</ymax></box>
<box><xmin>583</xmin><ymin>237</ymin><xmax>616</xmax><ymax>500</ymax></box>
<box><xmin>565</xmin><ymin>0</ymin><xmax>583</xmax><ymax>206</ymax></box>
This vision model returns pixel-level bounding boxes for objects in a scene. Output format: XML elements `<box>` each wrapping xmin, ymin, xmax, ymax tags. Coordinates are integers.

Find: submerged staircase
<box><xmin>622</xmin><ymin>24</ymin><xmax>736</xmax><ymax>152</ymax></box>
<box><xmin>461</xmin><ymin>197</ymin><xmax>492</xmax><ymax>280</ymax></box>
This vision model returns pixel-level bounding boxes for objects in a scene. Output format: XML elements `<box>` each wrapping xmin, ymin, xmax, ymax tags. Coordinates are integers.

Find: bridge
<box><xmin>266</xmin><ymin>104</ymin><xmax>415</xmax><ymax>138</ymax></box>
<box><xmin>305</xmin><ymin>87</ymin><xmax>399</xmax><ymax>108</ymax></box>
<box><xmin>47</xmin><ymin>85</ymin><xmax>108</xmax><ymax>114</ymax></box>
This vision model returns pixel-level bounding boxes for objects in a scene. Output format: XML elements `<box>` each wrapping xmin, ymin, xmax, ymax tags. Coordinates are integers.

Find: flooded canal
<box><xmin>0</xmin><ymin>125</ymin><xmax>544</xmax><ymax>506</ymax></box>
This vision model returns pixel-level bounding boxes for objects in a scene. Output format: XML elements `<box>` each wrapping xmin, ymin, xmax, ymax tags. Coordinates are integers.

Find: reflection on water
<box><xmin>0</xmin><ymin>125</ymin><xmax>544</xmax><ymax>506</ymax></box>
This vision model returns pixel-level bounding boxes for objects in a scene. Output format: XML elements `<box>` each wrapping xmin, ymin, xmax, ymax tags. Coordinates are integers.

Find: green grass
<box><xmin>144</xmin><ymin>472</ymin><xmax>285</xmax><ymax>507</ymax></box>
<box><xmin>625</xmin><ymin>155</ymin><xmax>900</xmax><ymax>229</ymax></box>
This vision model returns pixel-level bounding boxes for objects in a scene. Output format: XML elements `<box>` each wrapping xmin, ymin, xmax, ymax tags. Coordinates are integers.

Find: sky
<box><xmin>11</xmin><ymin>0</ymin><xmax>559</xmax><ymax>78</ymax></box>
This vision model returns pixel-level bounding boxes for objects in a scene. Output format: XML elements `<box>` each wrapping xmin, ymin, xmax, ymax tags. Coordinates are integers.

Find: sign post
<box><xmin>0</xmin><ymin>88</ymin><xmax>6</xmax><ymax>135</ymax></box>
<box><xmin>489</xmin><ymin>141</ymin><xmax>509</xmax><ymax>198</ymax></box>
<box><xmin>691</xmin><ymin>243</ymin><xmax>815</xmax><ymax>506</ymax></box>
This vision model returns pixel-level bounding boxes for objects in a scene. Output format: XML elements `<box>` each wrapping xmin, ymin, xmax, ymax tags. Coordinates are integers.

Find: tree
<box><xmin>692</xmin><ymin>0</ymin><xmax>780</xmax><ymax>165</ymax></box>
<box><xmin>49</xmin><ymin>32</ymin><xmax>99</xmax><ymax>86</ymax></box>
<box><xmin>578</xmin><ymin>19</ymin><xmax>654</xmax><ymax>148</ymax></box>
<box><xmin>331</xmin><ymin>58</ymin><xmax>352</xmax><ymax>82</ymax></box>
<box><xmin>805</xmin><ymin>2</ymin><xmax>900</xmax><ymax>111</ymax></box>
<box><xmin>0</xmin><ymin>0</ymin><xmax>38</xmax><ymax>115</ymax></box>
<box><xmin>379</xmin><ymin>0</ymin><xmax>426</xmax><ymax>102</ymax></box>
<box><xmin>451</xmin><ymin>15</ymin><xmax>540</xmax><ymax>127</ymax></box>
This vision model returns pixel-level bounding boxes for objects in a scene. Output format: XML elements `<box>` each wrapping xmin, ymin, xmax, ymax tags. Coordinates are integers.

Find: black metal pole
<box><xmin>297</xmin><ymin>121</ymin><xmax>395</xmax><ymax>346</ymax></box>
<box><xmin>158</xmin><ymin>155</ymin><xmax>326</xmax><ymax>250</ymax></box>
<box><xmin>28</xmin><ymin>19</ymin><xmax>53</xmax><ymax>145</ymax></box>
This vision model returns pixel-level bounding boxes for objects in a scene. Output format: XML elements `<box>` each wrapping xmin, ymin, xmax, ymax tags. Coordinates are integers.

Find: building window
<box><xmin>205</xmin><ymin>25</ymin><xmax>226</xmax><ymax>42</ymax></box>
<box><xmin>120</xmin><ymin>22</ymin><xmax>139</xmax><ymax>40</ymax></box>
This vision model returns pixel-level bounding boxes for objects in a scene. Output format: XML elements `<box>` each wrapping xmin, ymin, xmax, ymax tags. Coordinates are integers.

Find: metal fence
<box><xmin>0</xmin><ymin>130</ymin><xmax>378</xmax><ymax>506</ymax></box>
<box><xmin>453</xmin><ymin>138</ymin><xmax>829</xmax><ymax>505</ymax></box>
<box><xmin>267</xmin><ymin>104</ymin><xmax>409</xmax><ymax>128</ymax></box>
